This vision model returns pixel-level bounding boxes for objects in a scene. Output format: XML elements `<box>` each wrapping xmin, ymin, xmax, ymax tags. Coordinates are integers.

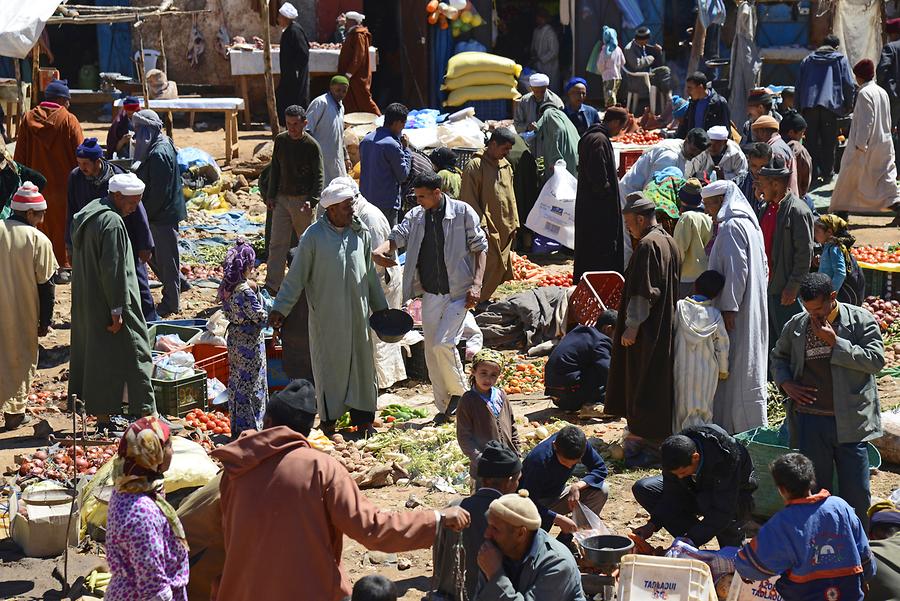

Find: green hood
<box><xmin>71</xmin><ymin>197</ymin><xmax>116</xmax><ymax>248</ymax></box>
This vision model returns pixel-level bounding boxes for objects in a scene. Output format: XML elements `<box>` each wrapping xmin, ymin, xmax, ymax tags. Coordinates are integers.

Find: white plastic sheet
<box><xmin>833</xmin><ymin>0</ymin><xmax>883</xmax><ymax>70</ymax></box>
<box><xmin>0</xmin><ymin>1</ymin><xmax>60</xmax><ymax>60</ymax></box>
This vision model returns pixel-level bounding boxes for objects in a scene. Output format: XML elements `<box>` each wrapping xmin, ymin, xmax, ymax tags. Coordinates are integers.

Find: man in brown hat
<box><xmin>739</xmin><ymin>88</ymin><xmax>781</xmax><ymax>143</ymax></box>
<box><xmin>605</xmin><ymin>193</ymin><xmax>681</xmax><ymax>463</ymax></box>
<box><xmin>752</xmin><ymin>114</ymin><xmax>799</xmax><ymax>197</ymax></box>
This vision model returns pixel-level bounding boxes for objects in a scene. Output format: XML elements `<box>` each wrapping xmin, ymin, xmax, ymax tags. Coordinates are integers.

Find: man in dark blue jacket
<box><xmin>797</xmin><ymin>34</ymin><xmax>855</xmax><ymax>184</ymax></box>
<box><xmin>545</xmin><ymin>310</ymin><xmax>615</xmax><ymax>411</ymax></box>
<box><xmin>676</xmin><ymin>72</ymin><xmax>731</xmax><ymax>139</ymax></box>
<box><xmin>359</xmin><ymin>103</ymin><xmax>412</xmax><ymax>226</ymax></box>
<box><xmin>519</xmin><ymin>425</ymin><xmax>608</xmax><ymax>534</ymax></box>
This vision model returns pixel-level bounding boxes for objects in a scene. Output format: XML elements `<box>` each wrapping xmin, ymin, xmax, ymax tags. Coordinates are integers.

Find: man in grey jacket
<box><xmin>623</xmin><ymin>26</ymin><xmax>664</xmax><ymax>112</ymax></box>
<box><xmin>757</xmin><ymin>155</ymin><xmax>813</xmax><ymax>346</ymax></box>
<box><xmin>474</xmin><ymin>490</ymin><xmax>586</xmax><ymax>601</ymax></box>
<box><xmin>374</xmin><ymin>171</ymin><xmax>487</xmax><ymax>422</ymax></box>
<box><xmin>771</xmin><ymin>273</ymin><xmax>884</xmax><ymax>527</ymax></box>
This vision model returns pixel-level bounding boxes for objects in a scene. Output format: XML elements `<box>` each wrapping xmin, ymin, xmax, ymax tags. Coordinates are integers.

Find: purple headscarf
<box><xmin>217</xmin><ymin>239</ymin><xmax>256</xmax><ymax>301</ymax></box>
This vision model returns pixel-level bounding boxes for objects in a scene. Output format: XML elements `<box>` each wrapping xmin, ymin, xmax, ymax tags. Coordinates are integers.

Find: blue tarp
<box><xmin>95</xmin><ymin>0</ymin><xmax>134</xmax><ymax>77</ymax></box>
<box><xmin>429</xmin><ymin>26</ymin><xmax>454</xmax><ymax>108</ymax></box>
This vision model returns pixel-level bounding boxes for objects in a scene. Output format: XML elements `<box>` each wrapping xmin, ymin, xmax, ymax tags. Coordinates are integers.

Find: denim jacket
<box><xmin>389</xmin><ymin>195</ymin><xmax>487</xmax><ymax>303</ymax></box>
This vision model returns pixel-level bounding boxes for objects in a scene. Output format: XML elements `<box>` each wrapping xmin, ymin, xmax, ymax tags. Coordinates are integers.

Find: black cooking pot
<box><xmin>579</xmin><ymin>535</ymin><xmax>635</xmax><ymax>566</ymax></box>
<box><xmin>369</xmin><ymin>309</ymin><xmax>414</xmax><ymax>343</ymax></box>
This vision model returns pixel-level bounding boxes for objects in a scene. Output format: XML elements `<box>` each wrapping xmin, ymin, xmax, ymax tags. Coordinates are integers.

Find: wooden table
<box><xmin>113</xmin><ymin>97</ymin><xmax>244</xmax><ymax>165</ymax></box>
<box><xmin>68</xmin><ymin>89</ymin><xmax>119</xmax><ymax>105</ymax></box>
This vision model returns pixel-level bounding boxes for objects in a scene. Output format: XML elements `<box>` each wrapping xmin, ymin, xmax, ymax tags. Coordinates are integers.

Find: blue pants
<box><xmin>794</xmin><ymin>411</ymin><xmax>870</xmax><ymax>528</ymax></box>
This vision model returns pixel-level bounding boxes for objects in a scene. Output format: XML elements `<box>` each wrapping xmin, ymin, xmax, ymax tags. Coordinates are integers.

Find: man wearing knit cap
<box><xmin>14</xmin><ymin>78</ymin><xmax>84</xmax><ymax>279</ymax></box>
<box><xmin>475</xmin><ymin>489</ymin><xmax>586</xmax><ymax>600</ymax></box>
<box><xmin>752</xmin><ymin>114</ymin><xmax>799</xmax><ymax>197</ymax></box>
<box><xmin>276</xmin><ymin>2</ymin><xmax>310</xmax><ymax>122</ymax></box>
<box><xmin>433</xmin><ymin>441</ymin><xmax>522</xmax><ymax>600</ymax></box>
<box><xmin>623</xmin><ymin>26</ymin><xmax>664</xmax><ymax>113</ymax></box>
<box><xmin>0</xmin><ymin>137</ymin><xmax>46</xmax><ymax>220</ymax></box>
<box><xmin>338</xmin><ymin>10</ymin><xmax>379</xmax><ymax>115</ymax></box>
<box><xmin>739</xmin><ymin>87</ymin><xmax>782</xmax><ymax>144</ymax></box>
<box><xmin>832</xmin><ymin>58</ymin><xmax>900</xmax><ymax>225</ymax></box>
<box><xmin>306</xmin><ymin>76</ymin><xmax>351</xmax><ymax>184</ymax></box>
<box><xmin>514</xmin><ymin>72</ymin><xmax>563</xmax><ymax>134</ymax></box>
<box><xmin>0</xmin><ymin>183</ymin><xmax>57</xmax><ymax>430</ymax></box>
<box><xmin>878</xmin><ymin>18</ymin><xmax>900</xmax><ymax>163</ymax></box>
<box><xmin>106</xmin><ymin>96</ymin><xmax>140</xmax><ymax>159</ymax></box>
<box><xmin>563</xmin><ymin>77</ymin><xmax>601</xmax><ymax>136</ymax></box>
<box><xmin>797</xmin><ymin>34</ymin><xmax>854</xmax><ymax>183</ymax></box>
<box><xmin>685</xmin><ymin>125</ymin><xmax>748</xmax><ymax>182</ymax></box>
<box><xmin>70</xmin><ymin>172</ymin><xmax>157</xmax><ymax>423</ymax></box>
<box><xmin>68</xmin><ymin>138</ymin><xmax>157</xmax><ymax>321</ymax></box>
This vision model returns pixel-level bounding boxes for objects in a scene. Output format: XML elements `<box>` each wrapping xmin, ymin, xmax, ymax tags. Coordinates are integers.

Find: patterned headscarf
<box><xmin>112</xmin><ymin>416</ymin><xmax>187</xmax><ymax>548</ymax></box>
<box><xmin>472</xmin><ymin>349</ymin><xmax>505</xmax><ymax>369</ymax></box>
<box><xmin>816</xmin><ymin>214</ymin><xmax>855</xmax><ymax>264</ymax></box>
<box><xmin>218</xmin><ymin>239</ymin><xmax>257</xmax><ymax>302</ymax></box>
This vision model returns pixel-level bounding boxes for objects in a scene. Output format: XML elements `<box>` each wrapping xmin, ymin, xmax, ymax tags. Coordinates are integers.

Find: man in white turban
<box><xmin>70</xmin><ymin>171</ymin><xmax>157</xmax><ymax>424</ymax></box>
<box><xmin>514</xmin><ymin>72</ymin><xmax>564</xmax><ymax>134</ymax></box>
<box><xmin>276</xmin><ymin>1</ymin><xmax>311</xmax><ymax>122</ymax></box>
<box><xmin>685</xmin><ymin>125</ymin><xmax>748</xmax><ymax>182</ymax></box>
<box><xmin>269</xmin><ymin>179</ymin><xmax>389</xmax><ymax>436</ymax></box>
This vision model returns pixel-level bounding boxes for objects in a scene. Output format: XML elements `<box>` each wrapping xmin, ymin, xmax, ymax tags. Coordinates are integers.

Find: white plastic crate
<box><xmin>726</xmin><ymin>574</ymin><xmax>783</xmax><ymax>601</ymax></box>
<box><xmin>617</xmin><ymin>554</ymin><xmax>717</xmax><ymax>601</ymax></box>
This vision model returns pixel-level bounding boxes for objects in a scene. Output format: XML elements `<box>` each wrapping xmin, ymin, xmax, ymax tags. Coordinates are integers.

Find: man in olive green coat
<box><xmin>69</xmin><ymin>173</ymin><xmax>156</xmax><ymax>420</ymax></box>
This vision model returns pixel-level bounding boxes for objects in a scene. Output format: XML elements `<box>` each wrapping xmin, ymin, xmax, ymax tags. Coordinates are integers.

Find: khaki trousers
<box><xmin>266</xmin><ymin>194</ymin><xmax>312</xmax><ymax>291</ymax></box>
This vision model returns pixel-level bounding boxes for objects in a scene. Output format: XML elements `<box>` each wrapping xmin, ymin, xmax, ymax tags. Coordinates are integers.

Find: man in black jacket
<box><xmin>676</xmin><ymin>72</ymin><xmax>731</xmax><ymax>139</ymax></box>
<box><xmin>878</xmin><ymin>18</ymin><xmax>900</xmax><ymax>163</ymax></box>
<box><xmin>632</xmin><ymin>424</ymin><xmax>756</xmax><ymax>547</ymax></box>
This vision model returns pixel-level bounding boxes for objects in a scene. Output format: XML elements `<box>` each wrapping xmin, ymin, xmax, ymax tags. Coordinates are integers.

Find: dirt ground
<box><xmin>2</xmin><ymin>117</ymin><xmax>900</xmax><ymax>600</ymax></box>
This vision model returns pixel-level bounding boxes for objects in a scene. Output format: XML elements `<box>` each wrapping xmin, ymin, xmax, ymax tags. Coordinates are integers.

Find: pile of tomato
<box><xmin>499</xmin><ymin>357</ymin><xmax>546</xmax><ymax>395</ymax></box>
<box><xmin>185</xmin><ymin>409</ymin><xmax>232</xmax><ymax>436</ymax></box>
<box><xmin>852</xmin><ymin>245</ymin><xmax>900</xmax><ymax>265</ymax></box>
<box><xmin>613</xmin><ymin>130</ymin><xmax>663</xmax><ymax>146</ymax></box>
<box><xmin>511</xmin><ymin>253</ymin><xmax>574</xmax><ymax>288</ymax></box>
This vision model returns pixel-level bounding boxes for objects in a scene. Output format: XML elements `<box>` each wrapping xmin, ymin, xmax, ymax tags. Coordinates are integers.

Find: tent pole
<box><xmin>31</xmin><ymin>44</ymin><xmax>40</xmax><ymax>105</ymax></box>
<box><xmin>14</xmin><ymin>59</ymin><xmax>24</xmax><ymax>138</ymax></box>
<box><xmin>137</xmin><ymin>25</ymin><xmax>151</xmax><ymax>106</ymax></box>
<box><xmin>158</xmin><ymin>18</ymin><xmax>167</xmax><ymax>73</ymax></box>
<box><xmin>687</xmin><ymin>15</ymin><xmax>706</xmax><ymax>79</ymax></box>
<box><xmin>262</xmin><ymin>0</ymin><xmax>280</xmax><ymax>137</ymax></box>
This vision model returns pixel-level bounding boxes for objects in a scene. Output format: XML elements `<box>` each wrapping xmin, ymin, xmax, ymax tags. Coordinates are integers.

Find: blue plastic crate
<box><xmin>458</xmin><ymin>99</ymin><xmax>512</xmax><ymax>121</ymax></box>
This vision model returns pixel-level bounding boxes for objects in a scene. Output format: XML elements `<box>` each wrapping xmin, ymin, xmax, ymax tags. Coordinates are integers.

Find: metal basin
<box><xmin>579</xmin><ymin>534</ymin><xmax>634</xmax><ymax>567</ymax></box>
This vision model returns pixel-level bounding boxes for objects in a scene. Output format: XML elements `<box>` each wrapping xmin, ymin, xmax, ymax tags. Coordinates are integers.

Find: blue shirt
<box><xmin>519</xmin><ymin>432</ymin><xmax>609</xmax><ymax>529</ymax></box>
<box><xmin>693</xmin><ymin>92</ymin><xmax>711</xmax><ymax>131</ymax></box>
<box><xmin>819</xmin><ymin>242</ymin><xmax>848</xmax><ymax>293</ymax></box>
<box><xmin>564</xmin><ymin>103</ymin><xmax>601</xmax><ymax>136</ymax></box>
<box><xmin>359</xmin><ymin>126</ymin><xmax>412</xmax><ymax>212</ymax></box>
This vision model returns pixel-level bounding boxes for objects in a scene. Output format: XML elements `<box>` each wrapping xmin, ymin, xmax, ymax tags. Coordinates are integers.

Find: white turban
<box><xmin>345</xmin><ymin>11</ymin><xmax>365</xmax><ymax>22</ymax></box>
<box><xmin>279</xmin><ymin>2</ymin><xmax>298</xmax><ymax>19</ymax></box>
<box><xmin>109</xmin><ymin>172</ymin><xmax>146</xmax><ymax>196</ymax></box>
<box><xmin>330</xmin><ymin>176</ymin><xmax>360</xmax><ymax>194</ymax></box>
<box><xmin>319</xmin><ymin>180</ymin><xmax>357</xmax><ymax>208</ymax></box>
<box><xmin>707</xmin><ymin>125</ymin><xmax>729</xmax><ymax>141</ymax></box>
<box><xmin>700</xmin><ymin>179</ymin><xmax>729</xmax><ymax>198</ymax></box>
<box><xmin>529</xmin><ymin>73</ymin><xmax>550</xmax><ymax>88</ymax></box>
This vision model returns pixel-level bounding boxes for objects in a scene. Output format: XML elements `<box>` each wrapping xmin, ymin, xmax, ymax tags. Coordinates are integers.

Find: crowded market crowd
<box><xmin>2</xmin><ymin>4</ymin><xmax>900</xmax><ymax>601</ymax></box>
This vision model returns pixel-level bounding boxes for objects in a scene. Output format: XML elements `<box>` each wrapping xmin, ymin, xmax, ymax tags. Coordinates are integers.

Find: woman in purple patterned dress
<box><xmin>218</xmin><ymin>239</ymin><xmax>268</xmax><ymax>435</ymax></box>
<box><xmin>106</xmin><ymin>416</ymin><xmax>189</xmax><ymax>601</ymax></box>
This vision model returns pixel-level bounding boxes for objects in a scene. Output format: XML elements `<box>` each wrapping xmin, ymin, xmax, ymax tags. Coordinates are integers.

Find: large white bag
<box><xmin>525</xmin><ymin>160</ymin><xmax>577</xmax><ymax>249</ymax></box>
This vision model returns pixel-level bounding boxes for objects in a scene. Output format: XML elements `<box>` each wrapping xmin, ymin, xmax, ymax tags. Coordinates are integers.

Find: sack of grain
<box><xmin>444</xmin><ymin>84</ymin><xmax>520</xmax><ymax>107</ymax></box>
<box><xmin>443</xmin><ymin>70</ymin><xmax>518</xmax><ymax>91</ymax></box>
<box><xmin>445</xmin><ymin>51</ymin><xmax>522</xmax><ymax>79</ymax></box>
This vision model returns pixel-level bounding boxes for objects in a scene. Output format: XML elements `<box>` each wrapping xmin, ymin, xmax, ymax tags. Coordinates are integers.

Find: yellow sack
<box><xmin>443</xmin><ymin>70</ymin><xmax>517</xmax><ymax>91</ymax></box>
<box><xmin>444</xmin><ymin>84</ymin><xmax>521</xmax><ymax>107</ymax></box>
<box><xmin>445</xmin><ymin>52</ymin><xmax>522</xmax><ymax>79</ymax></box>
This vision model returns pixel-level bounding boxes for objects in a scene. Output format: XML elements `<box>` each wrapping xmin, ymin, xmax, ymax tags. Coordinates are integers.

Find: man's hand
<box><xmin>723</xmin><ymin>311</ymin><xmax>736</xmax><ymax>332</ymax></box>
<box><xmin>527</xmin><ymin>122</ymin><xmax>537</xmax><ymax>132</ymax></box>
<box><xmin>299</xmin><ymin>200</ymin><xmax>312</xmax><ymax>215</ymax></box>
<box><xmin>566</xmin><ymin>484</ymin><xmax>582</xmax><ymax>511</ymax></box>
<box><xmin>781</xmin><ymin>288</ymin><xmax>797</xmax><ymax>306</ymax></box>
<box><xmin>441</xmin><ymin>506</ymin><xmax>471</xmax><ymax>531</ymax></box>
<box><xmin>811</xmin><ymin>315</ymin><xmax>837</xmax><ymax>347</ymax></box>
<box><xmin>782</xmin><ymin>380</ymin><xmax>817</xmax><ymax>405</ymax></box>
<box><xmin>138</xmin><ymin>249</ymin><xmax>153</xmax><ymax>264</ymax></box>
<box><xmin>553</xmin><ymin>514</ymin><xmax>578</xmax><ymax>534</ymax></box>
<box><xmin>107</xmin><ymin>314</ymin><xmax>123</xmax><ymax>334</ymax></box>
<box><xmin>247</xmin><ymin>279</ymin><xmax>259</xmax><ymax>292</ymax></box>
<box><xmin>477</xmin><ymin>541</ymin><xmax>504</xmax><ymax>579</ymax></box>
<box><xmin>38</xmin><ymin>324</ymin><xmax>50</xmax><ymax>337</ymax></box>
<box><xmin>714</xmin><ymin>166</ymin><xmax>724</xmax><ymax>180</ymax></box>
<box><xmin>345</xmin><ymin>157</ymin><xmax>353</xmax><ymax>171</ymax></box>
<box><xmin>632</xmin><ymin>522</ymin><xmax>657</xmax><ymax>540</ymax></box>
<box><xmin>269</xmin><ymin>310</ymin><xmax>285</xmax><ymax>329</ymax></box>
<box><xmin>621</xmin><ymin>326</ymin><xmax>638</xmax><ymax>347</ymax></box>
<box><xmin>466</xmin><ymin>287</ymin><xmax>481</xmax><ymax>310</ymax></box>
<box><xmin>372</xmin><ymin>250</ymin><xmax>398</xmax><ymax>268</ymax></box>
<box><xmin>400</xmin><ymin>134</ymin><xmax>409</xmax><ymax>149</ymax></box>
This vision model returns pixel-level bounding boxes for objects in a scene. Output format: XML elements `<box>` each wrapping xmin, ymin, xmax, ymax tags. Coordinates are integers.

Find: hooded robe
<box><xmin>69</xmin><ymin>197</ymin><xmax>155</xmax><ymax>417</ymax></box>
<box><xmin>338</xmin><ymin>25</ymin><xmax>379</xmax><ymax>115</ymax></box>
<box><xmin>13</xmin><ymin>102</ymin><xmax>84</xmax><ymax>265</ymax></box>
<box><xmin>534</xmin><ymin>106</ymin><xmax>579</xmax><ymax>182</ymax></box>
<box><xmin>277</xmin><ymin>20</ymin><xmax>311</xmax><ymax>119</ymax></box>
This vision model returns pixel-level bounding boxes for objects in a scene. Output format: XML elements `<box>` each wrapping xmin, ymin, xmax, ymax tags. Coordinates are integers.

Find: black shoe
<box><xmin>3</xmin><ymin>412</ymin><xmax>32</xmax><ymax>431</ymax></box>
<box><xmin>446</xmin><ymin>395</ymin><xmax>461</xmax><ymax>417</ymax></box>
<box><xmin>432</xmin><ymin>412</ymin><xmax>451</xmax><ymax>425</ymax></box>
<box><xmin>51</xmin><ymin>270</ymin><xmax>71</xmax><ymax>285</ymax></box>
<box><xmin>180</xmin><ymin>278</ymin><xmax>192</xmax><ymax>293</ymax></box>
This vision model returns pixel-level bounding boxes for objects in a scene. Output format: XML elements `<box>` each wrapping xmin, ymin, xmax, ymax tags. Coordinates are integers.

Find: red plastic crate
<box><xmin>617</xmin><ymin>149</ymin><xmax>645</xmax><ymax>177</ymax></box>
<box><xmin>158</xmin><ymin>343</ymin><xmax>229</xmax><ymax>383</ymax></box>
<box><xmin>568</xmin><ymin>271</ymin><xmax>625</xmax><ymax>327</ymax></box>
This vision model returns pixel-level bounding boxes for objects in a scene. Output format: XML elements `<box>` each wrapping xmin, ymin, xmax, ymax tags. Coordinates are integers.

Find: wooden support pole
<box><xmin>137</xmin><ymin>26</ymin><xmax>151</xmax><ymax>107</ymax></box>
<box><xmin>261</xmin><ymin>0</ymin><xmax>280</xmax><ymax>137</ymax></box>
<box><xmin>687</xmin><ymin>15</ymin><xmax>707</xmax><ymax>80</ymax></box>
<box><xmin>31</xmin><ymin>44</ymin><xmax>40</xmax><ymax>105</ymax></box>
<box><xmin>14</xmin><ymin>59</ymin><xmax>24</xmax><ymax>137</ymax></box>
<box><xmin>158</xmin><ymin>18</ymin><xmax>167</xmax><ymax>74</ymax></box>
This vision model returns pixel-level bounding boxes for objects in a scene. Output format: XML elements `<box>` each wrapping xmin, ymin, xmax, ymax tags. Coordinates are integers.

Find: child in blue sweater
<box><xmin>735</xmin><ymin>453</ymin><xmax>875</xmax><ymax>601</ymax></box>
<box><xmin>814</xmin><ymin>214</ymin><xmax>854</xmax><ymax>293</ymax></box>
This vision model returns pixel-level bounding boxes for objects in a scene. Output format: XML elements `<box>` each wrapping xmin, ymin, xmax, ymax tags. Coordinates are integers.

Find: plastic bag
<box><xmin>188</xmin><ymin>310</ymin><xmax>228</xmax><ymax>346</ymax></box>
<box><xmin>153</xmin><ymin>351</ymin><xmax>195</xmax><ymax>381</ymax></box>
<box><xmin>526</xmin><ymin>160</ymin><xmax>577</xmax><ymax>249</ymax></box>
<box><xmin>572</xmin><ymin>500</ymin><xmax>611</xmax><ymax>544</ymax></box>
<box><xmin>154</xmin><ymin>333</ymin><xmax>187</xmax><ymax>353</ymax></box>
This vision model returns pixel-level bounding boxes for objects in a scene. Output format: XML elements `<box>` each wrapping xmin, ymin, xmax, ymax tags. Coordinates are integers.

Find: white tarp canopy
<box><xmin>0</xmin><ymin>1</ymin><xmax>61</xmax><ymax>60</ymax></box>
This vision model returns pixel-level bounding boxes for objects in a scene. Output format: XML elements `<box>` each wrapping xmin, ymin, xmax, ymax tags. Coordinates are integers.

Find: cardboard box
<box><xmin>10</xmin><ymin>488</ymin><xmax>78</xmax><ymax>558</ymax></box>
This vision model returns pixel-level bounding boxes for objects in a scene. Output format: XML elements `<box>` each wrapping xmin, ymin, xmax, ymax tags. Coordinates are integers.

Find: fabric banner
<box><xmin>833</xmin><ymin>0</ymin><xmax>883</xmax><ymax>70</ymax></box>
<box><xmin>0</xmin><ymin>1</ymin><xmax>60</xmax><ymax>60</ymax></box>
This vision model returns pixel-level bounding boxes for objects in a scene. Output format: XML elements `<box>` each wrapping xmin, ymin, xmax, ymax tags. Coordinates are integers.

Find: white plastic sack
<box><xmin>188</xmin><ymin>310</ymin><xmax>228</xmax><ymax>346</ymax></box>
<box><xmin>0</xmin><ymin>1</ymin><xmax>60</xmax><ymax>59</ymax></box>
<box><xmin>526</xmin><ymin>160</ymin><xmax>577</xmax><ymax>249</ymax></box>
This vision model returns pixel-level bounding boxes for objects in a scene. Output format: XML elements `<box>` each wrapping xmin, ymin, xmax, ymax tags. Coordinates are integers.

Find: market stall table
<box><xmin>113</xmin><ymin>97</ymin><xmax>244</xmax><ymax>165</ymax></box>
<box><xmin>228</xmin><ymin>46</ymin><xmax>377</xmax><ymax>125</ymax></box>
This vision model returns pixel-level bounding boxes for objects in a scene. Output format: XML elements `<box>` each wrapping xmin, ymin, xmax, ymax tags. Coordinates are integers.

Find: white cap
<box><xmin>529</xmin><ymin>73</ymin><xmax>550</xmax><ymax>88</ymax></box>
<box><xmin>279</xmin><ymin>2</ymin><xmax>298</xmax><ymax>19</ymax></box>
<box><xmin>700</xmin><ymin>179</ymin><xmax>730</xmax><ymax>198</ymax></box>
<box><xmin>109</xmin><ymin>172</ymin><xmax>146</xmax><ymax>196</ymax></box>
<box><xmin>707</xmin><ymin>125</ymin><xmax>729</xmax><ymax>141</ymax></box>
<box><xmin>345</xmin><ymin>11</ymin><xmax>365</xmax><ymax>22</ymax></box>
<box><xmin>10</xmin><ymin>181</ymin><xmax>47</xmax><ymax>212</ymax></box>
<box><xmin>319</xmin><ymin>180</ymin><xmax>357</xmax><ymax>208</ymax></box>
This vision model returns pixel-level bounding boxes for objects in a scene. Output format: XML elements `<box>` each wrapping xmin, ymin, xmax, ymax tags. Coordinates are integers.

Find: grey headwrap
<box><xmin>132</xmin><ymin>109</ymin><xmax>164</xmax><ymax>163</ymax></box>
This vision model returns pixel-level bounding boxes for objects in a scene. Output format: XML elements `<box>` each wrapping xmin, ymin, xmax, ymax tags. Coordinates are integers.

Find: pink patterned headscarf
<box><xmin>217</xmin><ymin>239</ymin><xmax>256</xmax><ymax>301</ymax></box>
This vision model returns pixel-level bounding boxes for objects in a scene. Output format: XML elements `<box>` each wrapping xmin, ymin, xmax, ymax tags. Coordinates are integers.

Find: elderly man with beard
<box><xmin>133</xmin><ymin>109</ymin><xmax>189</xmax><ymax>318</ymax></box>
<box><xmin>306</xmin><ymin>76</ymin><xmax>351</xmax><ymax>184</ymax></box>
<box><xmin>67</xmin><ymin>137</ymin><xmax>157</xmax><ymax>321</ymax></box>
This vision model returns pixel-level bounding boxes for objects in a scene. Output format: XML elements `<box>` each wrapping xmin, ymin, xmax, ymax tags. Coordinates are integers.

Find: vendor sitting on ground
<box><xmin>544</xmin><ymin>310</ymin><xmax>616</xmax><ymax>412</ymax></box>
<box><xmin>632</xmin><ymin>424</ymin><xmax>755</xmax><ymax>547</ymax></box>
<box><xmin>519</xmin><ymin>425</ymin><xmax>608</xmax><ymax>535</ymax></box>
<box><xmin>735</xmin><ymin>453</ymin><xmax>875</xmax><ymax>601</ymax></box>
<box><xmin>867</xmin><ymin>501</ymin><xmax>900</xmax><ymax>600</ymax></box>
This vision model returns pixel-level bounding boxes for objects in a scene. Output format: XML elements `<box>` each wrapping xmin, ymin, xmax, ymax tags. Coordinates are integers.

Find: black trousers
<box><xmin>803</xmin><ymin>106</ymin><xmax>839</xmax><ymax>181</ymax></box>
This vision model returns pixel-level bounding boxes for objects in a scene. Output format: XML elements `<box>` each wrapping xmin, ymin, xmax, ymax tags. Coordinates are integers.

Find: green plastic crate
<box><xmin>152</xmin><ymin>368</ymin><xmax>208</xmax><ymax>417</ymax></box>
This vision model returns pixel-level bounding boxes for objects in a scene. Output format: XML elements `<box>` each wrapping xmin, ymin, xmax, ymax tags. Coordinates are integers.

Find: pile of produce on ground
<box><xmin>184</xmin><ymin>409</ymin><xmax>232</xmax><ymax>436</ymax></box>
<box><xmin>852</xmin><ymin>245</ymin><xmax>900</xmax><ymax>265</ymax></box>
<box><xmin>862</xmin><ymin>296</ymin><xmax>900</xmax><ymax>332</ymax></box>
<box><xmin>511</xmin><ymin>253</ymin><xmax>574</xmax><ymax>288</ymax></box>
<box><xmin>612</xmin><ymin>130</ymin><xmax>664</xmax><ymax>145</ymax></box>
<box><xmin>13</xmin><ymin>442</ymin><xmax>117</xmax><ymax>485</ymax></box>
<box><xmin>499</xmin><ymin>355</ymin><xmax>546</xmax><ymax>395</ymax></box>
<box><xmin>359</xmin><ymin>424</ymin><xmax>470</xmax><ymax>490</ymax></box>
<box><xmin>766</xmin><ymin>382</ymin><xmax>787</xmax><ymax>426</ymax></box>
<box><xmin>380</xmin><ymin>404</ymin><xmax>428</xmax><ymax>423</ymax></box>
<box><xmin>179</xmin><ymin>263</ymin><xmax>225</xmax><ymax>281</ymax></box>
<box><xmin>520</xmin><ymin>419</ymin><xmax>567</xmax><ymax>453</ymax></box>
<box><xmin>25</xmin><ymin>388</ymin><xmax>68</xmax><ymax>409</ymax></box>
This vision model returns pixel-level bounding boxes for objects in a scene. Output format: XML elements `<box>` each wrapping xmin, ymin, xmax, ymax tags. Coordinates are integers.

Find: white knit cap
<box><xmin>109</xmin><ymin>172</ymin><xmax>146</xmax><ymax>196</ymax></box>
<box><xmin>319</xmin><ymin>180</ymin><xmax>357</xmax><ymax>208</ymax></box>
<box><xmin>345</xmin><ymin>11</ymin><xmax>365</xmax><ymax>22</ymax></box>
<box><xmin>700</xmin><ymin>179</ymin><xmax>730</xmax><ymax>198</ymax></box>
<box><xmin>529</xmin><ymin>73</ymin><xmax>550</xmax><ymax>88</ymax></box>
<box><xmin>279</xmin><ymin>2</ymin><xmax>298</xmax><ymax>19</ymax></box>
<box><xmin>10</xmin><ymin>181</ymin><xmax>47</xmax><ymax>212</ymax></box>
<box><xmin>488</xmin><ymin>490</ymin><xmax>542</xmax><ymax>531</ymax></box>
<box><xmin>707</xmin><ymin>125</ymin><xmax>729</xmax><ymax>141</ymax></box>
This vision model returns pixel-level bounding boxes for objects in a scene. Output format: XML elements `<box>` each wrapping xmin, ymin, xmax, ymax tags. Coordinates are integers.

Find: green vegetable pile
<box><xmin>363</xmin><ymin>424</ymin><xmax>469</xmax><ymax>490</ymax></box>
<box><xmin>380</xmin><ymin>404</ymin><xmax>428</xmax><ymax>422</ymax></box>
<box><xmin>766</xmin><ymin>382</ymin><xmax>787</xmax><ymax>426</ymax></box>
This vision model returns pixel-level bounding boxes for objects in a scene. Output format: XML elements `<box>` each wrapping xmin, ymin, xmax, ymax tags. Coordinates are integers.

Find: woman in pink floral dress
<box><xmin>105</xmin><ymin>416</ymin><xmax>189</xmax><ymax>601</ymax></box>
